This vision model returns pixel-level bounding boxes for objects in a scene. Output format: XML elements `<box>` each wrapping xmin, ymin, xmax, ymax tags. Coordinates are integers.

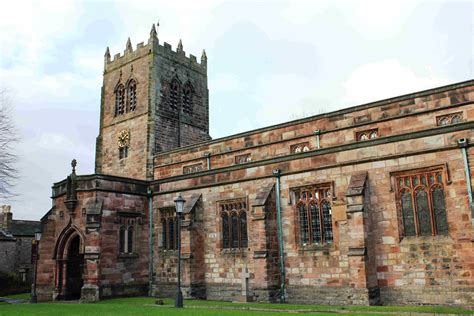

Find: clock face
<box><xmin>117</xmin><ymin>130</ymin><xmax>130</xmax><ymax>148</ymax></box>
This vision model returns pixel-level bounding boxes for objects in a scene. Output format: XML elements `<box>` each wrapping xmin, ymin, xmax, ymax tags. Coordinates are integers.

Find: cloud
<box><xmin>339</xmin><ymin>59</ymin><xmax>451</xmax><ymax>107</ymax></box>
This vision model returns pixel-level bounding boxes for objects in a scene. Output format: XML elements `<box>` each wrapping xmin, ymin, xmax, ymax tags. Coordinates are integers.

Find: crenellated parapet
<box><xmin>104</xmin><ymin>23</ymin><xmax>207</xmax><ymax>75</ymax></box>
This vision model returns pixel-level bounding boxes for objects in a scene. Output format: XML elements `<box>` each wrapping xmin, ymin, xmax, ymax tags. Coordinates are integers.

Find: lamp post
<box><xmin>31</xmin><ymin>231</ymin><xmax>42</xmax><ymax>303</ymax></box>
<box><xmin>174</xmin><ymin>194</ymin><xmax>185</xmax><ymax>308</ymax></box>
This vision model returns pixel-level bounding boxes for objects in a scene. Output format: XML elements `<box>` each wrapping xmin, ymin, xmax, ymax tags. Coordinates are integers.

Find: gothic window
<box><xmin>290</xmin><ymin>142</ymin><xmax>310</xmax><ymax>154</ymax></box>
<box><xmin>235</xmin><ymin>153</ymin><xmax>251</xmax><ymax>164</ymax></box>
<box><xmin>119</xmin><ymin>225</ymin><xmax>134</xmax><ymax>254</ymax></box>
<box><xmin>183</xmin><ymin>163</ymin><xmax>203</xmax><ymax>174</ymax></box>
<box><xmin>356</xmin><ymin>129</ymin><xmax>378</xmax><ymax>141</ymax></box>
<box><xmin>161</xmin><ymin>209</ymin><xmax>179</xmax><ymax>250</ymax></box>
<box><xmin>182</xmin><ymin>82</ymin><xmax>193</xmax><ymax>114</ymax></box>
<box><xmin>170</xmin><ymin>79</ymin><xmax>181</xmax><ymax>110</ymax></box>
<box><xmin>293</xmin><ymin>184</ymin><xmax>333</xmax><ymax>245</ymax></box>
<box><xmin>394</xmin><ymin>167</ymin><xmax>448</xmax><ymax>237</ymax></box>
<box><xmin>436</xmin><ymin>112</ymin><xmax>463</xmax><ymax>126</ymax></box>
<box><xmin>115</xmin><ymin>84</ymin><xmax>125</xmax><ymax>116</ymax></box>
<box><xmin>219</xmin><ymin>199</ymin><xmax>248</xmax><ymax>249</ymax></box>
<box><xmin>127</xmin><ymin>79</ymin><xmax>137</xmax><ymax>112</ymax></box>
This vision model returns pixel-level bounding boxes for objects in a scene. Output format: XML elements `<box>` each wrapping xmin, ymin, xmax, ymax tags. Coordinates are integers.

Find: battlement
<box><xmin>104</xmin><ymin>23</ymin><xmax>207</xmax><ymax>75</ymax></box>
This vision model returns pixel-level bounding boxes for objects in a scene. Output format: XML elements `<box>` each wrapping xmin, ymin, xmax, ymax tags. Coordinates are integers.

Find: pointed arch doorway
<box><xmin>54</xmin><ymin>227</ymin><xmax>85</xmax><ymax>301</ymax></box>
<box><xmin>65</xmin><ymin>235</ymin><xmax>84</xmax><ymax>300</ymax></box>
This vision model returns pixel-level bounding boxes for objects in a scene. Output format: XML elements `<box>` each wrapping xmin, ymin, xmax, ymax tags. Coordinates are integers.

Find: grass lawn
<box><xmin>0</xmin><ymin>295</ymin><xmax>472</xmax><ymax>316</ymax></box>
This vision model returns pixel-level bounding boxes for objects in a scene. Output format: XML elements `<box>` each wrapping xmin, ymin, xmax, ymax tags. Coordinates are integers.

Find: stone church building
<box><xmin>36</xmin><ymin>25</ymin><xmax>474</xmax><ymax>307</ymax></box>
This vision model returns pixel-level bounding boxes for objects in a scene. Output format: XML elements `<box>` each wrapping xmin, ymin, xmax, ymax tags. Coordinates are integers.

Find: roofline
<box><xmin>155</xmin><ymin>79</ymin><xmax>474</xmax><ymax>156</ymax></box>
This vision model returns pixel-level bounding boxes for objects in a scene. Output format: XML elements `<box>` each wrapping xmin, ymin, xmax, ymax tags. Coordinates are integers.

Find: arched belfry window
<box><xmin>182</xmin><ymin>82</ymin><xmax>194</xmax><ymax>114</ymax></box>
<box><xmin>115</xmin><ymin>84</ymin><xmax>125</xmax><ymax>116</ymax></box>
<box><xmin>394</xmin><ymin>166</ymin><xmax>449</xmax><ymax>237</ymax></box>
<box><xmin>127</xmin><ymin>79</ymin><xmax>137</xmax><ymax>112</ymax></box>
<box><xmin>293</xmin><ymin>184</ymin><xmax>333</xmax><ymax>245</ymax></box>
<box><xmin>170</xmin><ymin>79</ymin><xmax>181</xmax><ymax>110</ymax></box>
<box><xmin>219</xmin><ymin>199</ymin><xmax>248</xmax><ymax>249</ymax></box>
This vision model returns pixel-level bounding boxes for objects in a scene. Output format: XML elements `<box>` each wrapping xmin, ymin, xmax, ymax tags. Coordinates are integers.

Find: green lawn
<box><xmin>0</xmin><ymin>295</ymin><xmax>472</xmax><ymax>316</ymax></box>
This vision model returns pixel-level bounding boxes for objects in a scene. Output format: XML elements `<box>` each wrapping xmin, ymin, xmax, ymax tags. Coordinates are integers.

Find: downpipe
<box><xmin>272</xmin><ymin>168</ymin><xmax>286</xmax><ymax>303</ymax></box>
<box><xmin>148</xmin><ymin>187</ymin><xmax>154</xmax><ymax>297</ymax></box>
<box><xmin>458</xmin><ymin>138</ymin><xmax>474</xmax><ymax>230</ymax></box>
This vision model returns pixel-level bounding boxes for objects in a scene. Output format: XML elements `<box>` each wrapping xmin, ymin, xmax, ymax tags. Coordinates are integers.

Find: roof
<box><xmin>10</xmin><ymin>220</ymin><xmax>41</xmax><ymax>236</ymax></box>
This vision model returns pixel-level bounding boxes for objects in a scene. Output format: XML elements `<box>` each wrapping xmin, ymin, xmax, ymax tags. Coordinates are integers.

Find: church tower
<box><xmin>95</xmin><ymin>24</ymin><xmax>211</xmax><ymax>180</ymax></box>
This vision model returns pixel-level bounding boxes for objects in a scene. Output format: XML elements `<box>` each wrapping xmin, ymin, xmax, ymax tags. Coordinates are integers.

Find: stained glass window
<box><xmin>395</xmin><ymin>167</ymin><xmax>448</xmax><ymax>237</ymax></box>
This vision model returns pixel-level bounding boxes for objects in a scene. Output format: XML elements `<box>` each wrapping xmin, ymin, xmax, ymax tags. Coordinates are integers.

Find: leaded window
<box><xmin>395</xmin><ymin>167</ymin><xmax>448</xmax><ymax>237</ymax></box>
<box><xmin>127</xmin><ymin>79</ymin><xmax>137</xmax><ymax>112</ymax></box>
<box><xmin>115</xmin><ymin>84</ymin><xmax>125</xmax><ymax>116</ymax></box>
<box><xmin>161</xmin><ymin>209</ymin><xmax>179</xmax><ymax>250</ymax></box>
<box><xmin>294</xmin><ymin>184</ymin><xmax>333</xmax><ymax>245</ymax></box>
<box><xmin>219</xmin><ymin>198</ymin><xmax>248</xmax><ymax>249</ymax></box>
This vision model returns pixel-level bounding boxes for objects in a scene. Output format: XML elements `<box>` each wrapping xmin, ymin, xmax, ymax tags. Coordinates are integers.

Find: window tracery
<box><xmin>290</xmin><ymin>142</ymin><xmax>310</xmax><ymax>153</ymax></box>
<box><xmin>127</xmin><ymin>79</ymin><xmax>137</xmax><ymax>112</ymax></box>
<box><xmin>170</xmin><ymin>79</ymin><xmax>181</xmax><ymax>110</ymax></box>
<box><xmin>219</xmin><ymin>198</ymin><xmax>248</xmax><ymax>249</ymax></box>
<box><xmin>436</xmin><ymin>112</ymin><xmax>463</xmax><ymax>126</ymax></box>
<box><xmin>356</xmin><ymin>129</ymin><xmax>378</xmax><ymax>141</ymax></box>
<box><xmin>115</xmin><ymin>84</ymin><xmax>125</xmax><ymax>116</ymax></box>
<box><xmin>394</xmin><ymin>167</ymin><xmax>448</xmax><ymax>237</ymax></box>
<box><xmin>293</xmin><ymin>184</ymin><xmax>333</xmax><ymax>245</ymax></box>
<box><xmin>183</xmin><ymin>82</ymin><xmax>193</xmax><ymax>114</ymax></box>
<box><xmin>235</xmin><ymin>153</ymin><xmax>251</xmax><ymax>164</ymax></box>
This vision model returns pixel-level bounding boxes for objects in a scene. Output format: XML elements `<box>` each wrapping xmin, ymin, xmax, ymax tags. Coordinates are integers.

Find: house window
<box><xmin>235</xmin><ymin>153</ymin><xmax>251</xmax><ymax>164</ymax></box>
<box><xmin>290</xmin><ymin>142</ymin><xmax>310</xmax><ymax>153</ymax></box>
<box><xmin>127</xmin><ymin>79</ymin><xmax>137</xmax><ymax>112</ymax></box>
<box><xmin>356</xmin><ymin>129</ymin><xmax>378</xmax><ymax>141</ymax></box>
<box><xmin>115</xmin><ymin>84</ymin><xmax>125</xmax><ymax>116</ymax></box>
<box><xmin>183</xmin><ymin>163</ymin><xmax>203</xmax><ymax>174</ymax></box>
<box><xmin>161</xmin><ymin>209</ymin><xmax>178</xmax><ymax>250</ymax></box>
<box><xmin>293</xmin><ymin>184</ymin><xmax>333</xmax><ymax>245</ymax></box>
<box><xmin>219</xmin><ymin>198</ymin><xmax>248</xmax><ymax>249</ymax></box>
<box><xmin>436</xmin><ymin>112</ymin><xmax>463</xmax><ymax>126</ymax></box>
<box><xmin>119</xmin><ymin>225</ymin><xmax>134</xmax><ymax>253</ymax></box>
<box><xmin>394</xmin><ymin>167</ymin><xmax>448</xmax><ymax>237</ymax></box>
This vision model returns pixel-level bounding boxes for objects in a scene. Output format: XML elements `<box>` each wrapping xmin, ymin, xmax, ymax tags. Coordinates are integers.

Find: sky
<box><xmin>0</xmin><ymin>0</ymin><xmax>472</xmax><ymax>220</ymax></box>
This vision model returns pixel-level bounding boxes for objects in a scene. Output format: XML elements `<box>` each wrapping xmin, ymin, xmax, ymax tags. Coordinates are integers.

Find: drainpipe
<box><xmin>457</xmin><ymin>138</ymin><xmax>474</xmax><ymax>229</ymax></box>
<box><xmin>147</xmin><ymin>187</ymin><xmax>154</xmax><ymax>297</ymax></box>
<box><xmin>204</xmin><ymin>152</ymin><xmax>211</xmax><ymax>170</ymax></box>
<box><xmin>272</xmin><ymin>168</ymin><xmax>286</xmax><ymax>303</ymax></box>
<box><xmin>314</xmin><ymin>130</ymin><xmax>321</xmax><ymax>149</ymax></box>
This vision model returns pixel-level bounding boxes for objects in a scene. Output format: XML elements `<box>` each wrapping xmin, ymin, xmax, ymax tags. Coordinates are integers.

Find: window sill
<box><xmin>220</xmin><ymin>248</ymin><xmax>249</xmax><ymax>256</ymax></box>
<box><xmin>399</xmin><ymin>235</ymin><xmax>453</xmax><ymax>245</ymax></box>
<box><xmin>118</xmin><ymin>253</ymin><xmax>138</xmax><ymax>259</ymax></box>
<box><xmin>298</xmin><ymin>242</ymin><xmax>334</xmax><ymax>253</ymax></box>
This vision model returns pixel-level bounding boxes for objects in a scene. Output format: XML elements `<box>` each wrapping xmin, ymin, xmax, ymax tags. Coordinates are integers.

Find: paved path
<box><xmin>0</xmin><ymin>297</ymin><xmax>28</xmax><ymax>304</ymax></box>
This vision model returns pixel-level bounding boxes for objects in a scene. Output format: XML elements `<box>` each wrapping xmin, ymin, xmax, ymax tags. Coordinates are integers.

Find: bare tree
<box><xmin>0</xmin><ymin>88</ymin><xmax>18</xmax><ymax>199</ymax></box>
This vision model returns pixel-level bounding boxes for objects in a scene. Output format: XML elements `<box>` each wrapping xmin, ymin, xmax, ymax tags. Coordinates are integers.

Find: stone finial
<box><xmin>71</xmin><ymin>159</ymin><xmax>77</xmax><ymax>175</ymax></box>
<box><xmin>150</xmin><ymin>23</ymin><xmax>157</xmax><ymax>37</ymax></box>
<box><xmin>201</xmin><ymin>49</ymin><xmax>207</xmax><ymax>61</ymax></box>
<box><xmin>104</xmin><ymin>46</ymin><xmax>111</xmax><ymax>63</ymax></box>
<box><xmin>177</xmin><ymin>39</ymin><xmax>183</xmax><ymax>53</ymax></box>
<box><xmin>125</xmin><ymin>37</ymin><xmax>133</xmax><ymax>53</ymax></box>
